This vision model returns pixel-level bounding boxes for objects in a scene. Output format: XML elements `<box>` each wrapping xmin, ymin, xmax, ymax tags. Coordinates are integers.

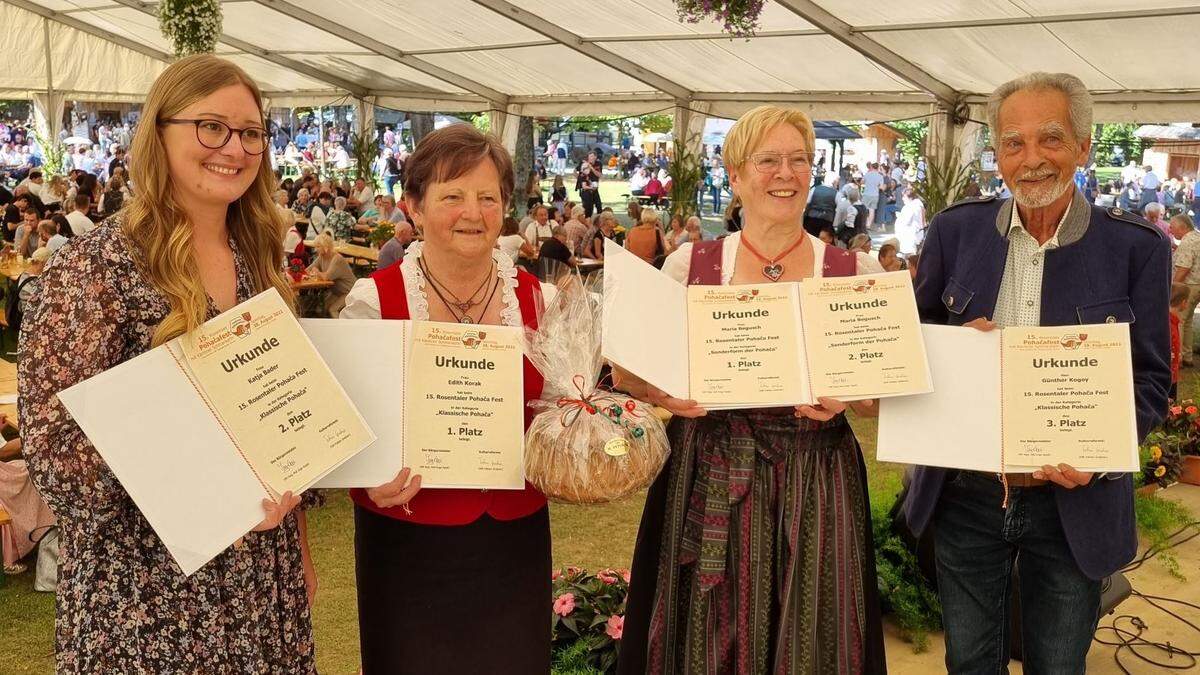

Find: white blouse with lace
<box><xmin>660</xmin><ymin>231</ymin><xmax>882</xmax><ymax>285</ymax></box>
<box><xmin>340</xmin><ymin>240</ymin><xmax>557</xmax><ymax>322</ymax></box>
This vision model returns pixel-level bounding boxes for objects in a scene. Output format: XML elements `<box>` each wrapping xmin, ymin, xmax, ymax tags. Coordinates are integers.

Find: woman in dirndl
<box><xmin>339</xmin><ymin>123</ymin><xmax>556</xmax><ymax>674</ymax></box>
<box><xmin>616</xmin><ymin>105</ymin><xmax>888</xmax><ymax>675</ymax></box>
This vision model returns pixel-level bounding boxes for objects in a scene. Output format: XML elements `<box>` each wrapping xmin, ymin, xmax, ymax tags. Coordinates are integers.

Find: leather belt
<box><xmin>969</xmin><ymin>470</ymin><xmax>1049</xmax><ymax>488</ymax></box>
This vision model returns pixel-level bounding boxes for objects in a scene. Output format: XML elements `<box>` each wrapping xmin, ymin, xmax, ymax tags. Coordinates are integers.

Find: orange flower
<box><xmin>1187</xmin><ymin>406</ymin><xmax>1197</xmax><ymax>415</ymax></box>
<box><xmin>1151</xmin><ymin>446</ymin><xmax>1163</xmax><ymax>461</ymax></box>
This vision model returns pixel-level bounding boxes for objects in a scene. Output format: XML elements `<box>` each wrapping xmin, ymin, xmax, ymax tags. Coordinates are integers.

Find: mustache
<box><xmin>1016</xmin><ymin>169</ymin><xmax>1058</xmax><ymax>182</ymax></box>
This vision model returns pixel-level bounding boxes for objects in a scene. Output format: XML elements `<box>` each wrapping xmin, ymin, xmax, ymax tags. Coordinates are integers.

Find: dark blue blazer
<box><xmin>901</xmin><ymin>190</ymin><xmax>1171</xmax><ymax>580</ymax></box>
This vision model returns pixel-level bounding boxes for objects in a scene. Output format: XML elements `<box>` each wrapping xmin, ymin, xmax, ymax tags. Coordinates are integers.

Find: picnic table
<box><xmin>0</xmin><ymin>258</ymin><xmax>27</xmax><ymax>282</ymax></box>
<box><xmin>303</xmin><ymin>240</ymin><xmax>379</xmax><ymax>264</ymax></box>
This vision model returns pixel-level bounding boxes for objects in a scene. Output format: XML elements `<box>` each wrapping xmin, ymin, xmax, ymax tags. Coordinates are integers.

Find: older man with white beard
<box><xmin>903</xmin><ymin>72</ymin><xmax>1170</xmax><ymax>673</ymax></box>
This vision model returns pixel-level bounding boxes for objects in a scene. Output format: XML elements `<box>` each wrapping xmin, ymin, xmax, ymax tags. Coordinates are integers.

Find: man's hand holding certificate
<box><xmin>878</xmin><ymin>323</ymin><xmax>1139</xmax><ymax>473</ymax></box>
<box><xmin>602</xmin><ymin>240</ymin><xmax>932</xmax><ymax>409</ymax></box>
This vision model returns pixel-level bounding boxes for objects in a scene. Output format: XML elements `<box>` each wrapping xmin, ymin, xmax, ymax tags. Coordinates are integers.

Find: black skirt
<box><xmin>354</xmin><ymin>505</ymin><xmax>552</xmax><ymax>674</ymax></box>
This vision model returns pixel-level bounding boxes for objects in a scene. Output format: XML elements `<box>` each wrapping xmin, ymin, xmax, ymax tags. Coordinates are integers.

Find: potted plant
<box><xmin>1162</xmin><ymin>401</ymin><xmax>1200</xmax><ymax>485</ymax></box>
<box><xmin>1139</xmin><ymin>430</ymin><xmax>1185</xmax><ymax>493</ymax></box>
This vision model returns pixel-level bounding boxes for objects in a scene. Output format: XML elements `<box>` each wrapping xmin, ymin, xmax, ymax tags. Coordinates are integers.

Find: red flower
<box><xmin>1171</xmin><ymin>406</ymin><xmax>1184</xmax><ymax>417</ymax></box>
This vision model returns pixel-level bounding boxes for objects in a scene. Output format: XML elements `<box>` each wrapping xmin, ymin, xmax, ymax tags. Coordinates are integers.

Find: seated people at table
<box><xmin>539</xmin><ymin>225</ymin><xmax>576</xmax><ymax>267</ymax></box>
<box><xmin>42</xmin><ymin>175</ymin><xmax>68</xmax><ymax>211</ymax></box>
<box><xmin>3</xmin><ymin>191</ymin><xmax>29</xmax><ymax>243</ymax></box>
<box><xmin>523</xmin><ymin>204</ymin><xmax>554</xmax><ymax>247</ymax></box>
<box><xmin>21</xmin><ymin>54</ymin><xmax>317</xmax><ymax>673</ymax></box>
<box><xmin>347</xmin><ymin>177</ymin><xmax>374</xmax><ymax>214</ymax></box>
<box><xmin>38</xmin><ymin>220</ymin><xmax>68</xmax><ymax>255</ymax></box>
<box><xmin>878</xmin><ymin>242</ymin><xmax>902</xmax><ymax>272</ymax></box>
<box><xmin>683</xmin><ymin>215</ymin><xmax>707</xmax><ymax>245</ymax></box>
<box><xmin>642</xmin><ymin>171</ymin><xmax>665</xmax><ymax>205</ymax></box>
<box><xmin>587</xmin><ymin>211</ymin><xmax>618</xmax><ymax>260</ymax></box>
<box><xmin>306</xmin><ymin>233</ymin><xmax>356</xmax><ymax>317</ymax></box>
<box><xmin>16</xmin><ymin>247</ymin><xmax>50</xmax><ymax>319</ymax></box>
<box><xmin>665</xmin><ymin>214</ymin><xmax>686</xmax><ymax>251</ymax></box>
<box><xmin>564</xmin><ymin>205</ymin><xmax>591</xmax><ymax>255</ymax></box>
<box><xmin>65</xmin><ymin>194</ymin><xmax>94</xmax><ymax>237</ymax></box>
<box><xmin>291</xmin><ymin>186</ymin><xmax>312</xmax><ymax>217</ymax></box>
<box><xmin>0</xmin><ymin>413</ymin><xmax>56</xmax><ymax>576</ymax></box>
<box><xmin>377</xmin><ymin>222</ymin><xmax>415</xmax><ymax>270</ymax></box>
<box><xmin>359</xmin><ymin>194</ymin><xmax>383</xmax><ymax>222</ymax></box>
<box><xmin>366</xmin><ymin>194</ymin><xmax>407</xmax><ymax>227</ymax></box>
<box><xmin>49</xmin><ymin>214</ymin><xmax>72</xmax><ymax>241</ymax></box>
<box><xmin>274</xmin><ymin>188</ymin><xmax>296</xmax><ymax>230</ymax></box>
<box><xmin>496</xmin><ymin>217</ymin><xmax>535</xmax><ymax>264</ymax></box>
<box><xmin>14</xmin><ymin>207</ymin><xmax>39</xmax><ymax>257</ymax></box>
<box><xmin>339</xmin><ymin>123</ymin><xmax>557</xmax><ymax>674</ymax></box>
<box><xmin>308</xmin><ymin>191</ymin><xmax>334</xmax><ymax>233</ymax></box>
<box><xmin>324</xmin><ymin>196</ymin><xmax>359</xmax><ymax>242</ymax></box>
<box><xmin>629</xmin><ymin>166</ymin><xmax>650</xmax><ymax>195</ymax></box>
<box><xmin>624</xmin><ymin>206</ymin><xmax>668</xmax><ymax>266</ymax></box>
<box><xmin>100</xmin><ymin>175</ymin><xmax>126</xmax><ymax>217</ymax></box>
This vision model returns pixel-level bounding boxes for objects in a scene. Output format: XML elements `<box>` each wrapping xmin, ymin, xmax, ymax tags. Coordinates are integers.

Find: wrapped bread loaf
<box><xmin>524</xmin><ymin>274</ymin><xmax>669</xmax><ymax>503</ymax></box>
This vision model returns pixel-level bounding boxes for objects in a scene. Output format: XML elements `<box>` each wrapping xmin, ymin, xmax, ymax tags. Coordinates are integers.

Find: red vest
<box><xmin>349</xmin><ymin>262</ymin><xmax>548</xmax><ymax>525</ymax></box>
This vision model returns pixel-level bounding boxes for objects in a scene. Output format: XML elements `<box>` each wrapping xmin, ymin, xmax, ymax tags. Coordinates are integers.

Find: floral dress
<box><xmin>19</xmin><ymin>217</ymin><xmax>319</xmax><ymax>674</ymax></box>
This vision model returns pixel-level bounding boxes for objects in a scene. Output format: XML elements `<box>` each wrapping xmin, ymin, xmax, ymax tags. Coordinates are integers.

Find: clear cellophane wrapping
<box><xmin>524</xmin><ymin>273</ymin><xmax>669</xmax><ymax>504</ymax></box>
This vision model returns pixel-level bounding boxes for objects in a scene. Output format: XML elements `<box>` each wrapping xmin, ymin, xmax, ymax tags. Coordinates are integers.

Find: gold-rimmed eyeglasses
<box><xmin>749</xmin><ymin>151</ymin><xmax>813</xmax><ymax>174</ymax></box>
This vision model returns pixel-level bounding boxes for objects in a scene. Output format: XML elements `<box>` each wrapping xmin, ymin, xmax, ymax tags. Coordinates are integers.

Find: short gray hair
<box><xmin>987</xmin><ymin>72</ymin><xmax>1092</xmax><ymax>145</ymax></box>
<box><xmin>334</xmin><ymin>196</ymin><xmax>347</xmax><ymax>210</ymax></box>
<box><xmin>1144</xmin><ymin>202</ymin><xmax>1163</xmax><ymax>216</ymax></box>
<box><xmin>571</xmin><ymin>204</ymin><xmax>586</xmax><ymax>219</ymax></box>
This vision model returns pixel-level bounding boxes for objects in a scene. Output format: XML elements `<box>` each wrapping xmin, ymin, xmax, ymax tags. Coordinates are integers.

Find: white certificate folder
<box><xmin>57</xmin><ymin>292</ymin><xmax>374</xmax><ymax>576</ymax></box>
<box><xmin>877</xmin><ymin>324</ymin><xmax>1139</xmax><ymax>473</ymax></box>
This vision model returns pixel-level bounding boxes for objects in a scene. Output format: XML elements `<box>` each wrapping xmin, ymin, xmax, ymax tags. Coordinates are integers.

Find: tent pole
<box><xmin>318</xmin><ymin>106</ymin><xmax>326</xmax><ymax>180</ymax></box>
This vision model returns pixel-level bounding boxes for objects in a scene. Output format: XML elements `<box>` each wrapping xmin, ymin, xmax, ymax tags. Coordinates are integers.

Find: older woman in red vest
<box><xmin>615</xmin><ymin>106</ymin><xmax>888</xmax><ymax>674</ymax></box>
<box><xmin>340</xmin><ymin>124</ymin><xmax>555</xmax><ymax>673</ymax></box>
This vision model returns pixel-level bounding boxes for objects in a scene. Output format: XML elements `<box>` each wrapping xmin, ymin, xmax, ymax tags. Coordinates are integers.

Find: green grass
<box><xmin>1133</xmin><ymin>491</ymin><xmax>1200</xmax><ymax>581</ymax></box>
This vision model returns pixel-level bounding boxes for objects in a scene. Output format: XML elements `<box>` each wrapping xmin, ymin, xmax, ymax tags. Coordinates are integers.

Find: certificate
<box><xmin>799</xmin><ymin>273</ymin><xmax>932</xmax><ymax>399</ymax></box>
<box><xmin>57</xmin><ymin>289</ymin><xmax>375</xmax><ymax>575</ymax></box>
<box><xmin>306</xmin><ymin>319</ymin><xmax>527</xmax><ymax>490</ymax></box>
<box><xmin>878</xmin><ymin>323</ymin><xmax>1139</xmax><ymax>473</ymax></box>
<box><xmin>602</xmin><ymin>240</ymin><xmax>931</xmax><ymax>409</ymax></box>
<box><xmin>687</xmin><ymin>284</ymin><xmax>808</xmax><ymax>406</ymax></box>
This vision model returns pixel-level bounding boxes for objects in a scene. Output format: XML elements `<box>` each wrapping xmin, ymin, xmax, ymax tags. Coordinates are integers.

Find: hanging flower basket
<box><xmin>158</xmin><ymin>0</ymin><xmax>223</xmax><ymax>57</ymax></box>
<box><xmin>675</xmin><ymin>0</ymin><xmax>765</xmax><ymax>38</ymax></box>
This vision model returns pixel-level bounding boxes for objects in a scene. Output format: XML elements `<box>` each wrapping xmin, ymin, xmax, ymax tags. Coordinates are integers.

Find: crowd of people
<box><xmin>0</xmin><ymin>51</ymin><xmax>1194</xmax><ymax>675</ymax></box>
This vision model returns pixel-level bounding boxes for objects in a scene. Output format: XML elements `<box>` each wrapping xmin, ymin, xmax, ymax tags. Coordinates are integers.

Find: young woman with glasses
<box><xmin>18</xmin><ymin>55</ymin><xmax>317</xmax><ymax>672</ymax></box>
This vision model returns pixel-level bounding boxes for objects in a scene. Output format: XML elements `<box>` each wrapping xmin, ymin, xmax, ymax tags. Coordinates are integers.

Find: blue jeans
<box><xmin>710</xmin><ymin>185</ymin><xmax>722</xmax><ymax>213</ymax></box>
<box><xmin>934</xmin><ymin>471</ymin><xmax>1100</xmax><ymax>674</ymax></box>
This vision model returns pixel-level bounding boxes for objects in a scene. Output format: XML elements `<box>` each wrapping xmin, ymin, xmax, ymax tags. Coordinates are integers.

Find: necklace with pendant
<box><xmin>420</xmin><ymin>257</ymin><xmax>493</xmax><ymax>314</ymax></box>
<box><xmin>738</xmin><ymin>231</ymin><xmax>808</xmax><ymax>281</ymax></box>
<box><xmin>421</xmin><ymin>257</ymin><xmax>500</xmax><ymax>323</ymax></box>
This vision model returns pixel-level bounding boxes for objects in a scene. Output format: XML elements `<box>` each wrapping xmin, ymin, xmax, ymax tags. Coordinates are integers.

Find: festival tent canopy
<box><xmin>2</xmin><ymin>0</ymin><xmax>1199</xmax><ymax>134</ymax></box>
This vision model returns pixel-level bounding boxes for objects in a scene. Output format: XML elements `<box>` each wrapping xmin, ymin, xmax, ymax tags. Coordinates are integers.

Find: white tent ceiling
<box><xmin>2</xmin><ymin>0</ymin><xmax>1199</xmax><ymax>122</ymax></box>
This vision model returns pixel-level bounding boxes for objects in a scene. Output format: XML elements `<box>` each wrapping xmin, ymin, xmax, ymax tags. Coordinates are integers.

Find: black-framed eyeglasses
<box><xmin>749</xmin><ymin>151</ymin><xmax>814</xmax><ymax>174</ymax></box>
<box><xmin>159</xmin><ymin>118</ymin><xmax>268</xmax><ymax>155</ymax></box>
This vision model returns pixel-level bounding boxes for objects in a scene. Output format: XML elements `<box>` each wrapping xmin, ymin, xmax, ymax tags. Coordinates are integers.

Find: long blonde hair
<box><xmin>123</xmin><ymin>54</ymin><xmax>292</xmax><ymax>347</ymax></box>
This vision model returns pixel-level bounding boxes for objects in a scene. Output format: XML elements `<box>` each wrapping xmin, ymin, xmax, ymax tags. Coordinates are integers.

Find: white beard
<box><xmin>1012</xmin><ymin>174</ymin><xmax>1074</xmax><ymax>209</ymax></box>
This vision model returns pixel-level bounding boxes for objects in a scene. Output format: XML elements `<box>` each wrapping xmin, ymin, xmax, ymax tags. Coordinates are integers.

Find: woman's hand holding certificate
<box><xmin>602</xmin><ymin>242</ymin><xmax>932</xmax><ymax>410</ymax></box>
<box><xmin>56</xmin><ymin>289</ymin><xmax>376</xmax><ymax>575</ymax></box>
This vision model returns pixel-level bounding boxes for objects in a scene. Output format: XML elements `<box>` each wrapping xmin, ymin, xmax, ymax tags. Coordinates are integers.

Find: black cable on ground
<box><xmin>1093</xmin><ymin>521</ymin><xmax>1200</xmax><ymax>673</ymax></box>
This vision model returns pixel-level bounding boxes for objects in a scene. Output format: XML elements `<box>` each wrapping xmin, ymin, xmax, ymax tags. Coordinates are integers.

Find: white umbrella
<box><xmin>62</xmin><ymin>136</ymin><xmax>92</xmax><ymax>146</ymax></box>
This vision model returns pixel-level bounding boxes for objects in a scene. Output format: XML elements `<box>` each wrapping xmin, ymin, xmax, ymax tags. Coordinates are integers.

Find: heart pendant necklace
<box><xmin>739</xmin><ymin>231</ymin><xmax>808</xmax><ymax>282</ymax></box>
